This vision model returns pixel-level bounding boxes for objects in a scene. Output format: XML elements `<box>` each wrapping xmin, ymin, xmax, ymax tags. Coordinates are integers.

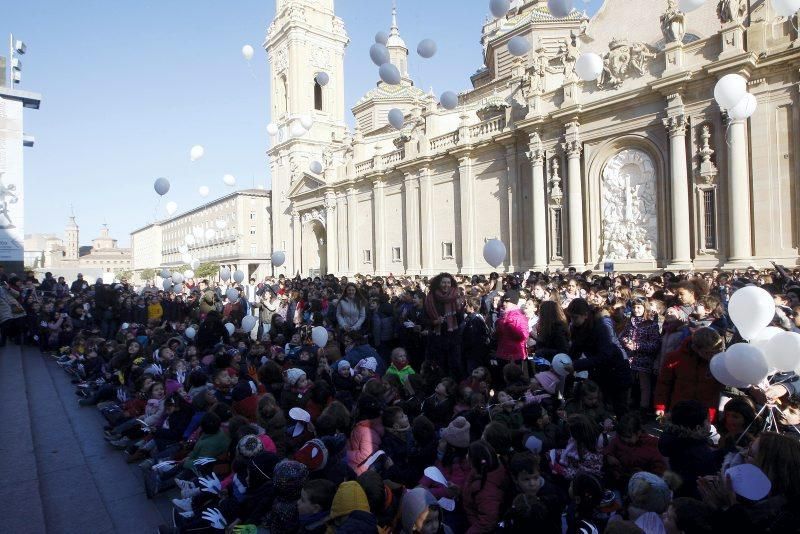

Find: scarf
<box><xmin>424</xmin><ymin>287</ymin><xmax>461</xmax><ymax>333</ymax></box>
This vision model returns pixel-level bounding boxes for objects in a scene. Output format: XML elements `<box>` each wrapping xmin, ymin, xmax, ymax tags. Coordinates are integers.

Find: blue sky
<box><xmin>7</xmin><ymin>0</ymin><xmax>602</xmax><ymax>246</ymax></box>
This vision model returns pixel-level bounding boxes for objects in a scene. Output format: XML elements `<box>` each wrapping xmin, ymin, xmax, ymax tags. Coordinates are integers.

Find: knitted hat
<box><xmin>440</xmin><ymin>416</ymin><xmax>471</xmax><ymax>449</ymax></box>
<box><xmin>294</xmin><ymin>438</ymin><xmax>329</xmax><ymax>472</ymax></box>
<box><xmin>328</xmin><ymin>481</ymin><xmax>370</xmax><ymax>521</ymax></box>
<box><xmin>237</xmin><ymin>434</ymin><xmax>264</xmax><ymax>459</ymax></box>
<box><xmin>337</xmin><ymin>360</ymin><xmax>351</xmax><ymax>371</ymax></box>
<box><xmin>534</xmin><ymin>371</ymin><xmax>560</xmax><ymax>395</ymax></box>
<box><xmin>356</xmin><ymin>357</ymin><xmax>378</xmax><ymax>373</ymax></box>
<box><xmin>273</xmin><ymin>460</ymin><xmax>309</xmax><ymax>500</ymax></box>
<box><xmin>628</xmin><ymin>472</ymin><xmax>672</xmax><ymax>514</ymax></box>
<box><xmin>285</xmin><ymin>367</ymin><xmax>307</xmax><ymax>386</ymax></box>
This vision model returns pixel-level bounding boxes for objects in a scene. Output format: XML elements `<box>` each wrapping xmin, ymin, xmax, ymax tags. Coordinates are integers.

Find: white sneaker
<box><xmin>181</xmin><ymin>486</ymin><xmax>202</xmax><ymax>499</ymax></box>
<box><xmin>171</xmin><ymin>497</ymin><xmax>193</xmax><ymax>512</ymax></box>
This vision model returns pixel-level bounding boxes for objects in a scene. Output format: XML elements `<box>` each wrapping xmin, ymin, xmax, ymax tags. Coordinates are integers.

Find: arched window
<box><xmin>314</xmin><ymin>80</ymin><xmax>323</xmax><ymax>111</ymax></box>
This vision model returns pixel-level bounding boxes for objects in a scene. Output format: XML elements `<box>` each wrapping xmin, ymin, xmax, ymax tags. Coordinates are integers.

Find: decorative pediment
<box><xmin>286</xmin><ymin>174</ymin><xmax>326</xmax><ymax>199</ymax></box>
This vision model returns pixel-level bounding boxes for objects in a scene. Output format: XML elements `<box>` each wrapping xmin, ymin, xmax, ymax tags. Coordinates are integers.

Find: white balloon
<box><xmin>490</xmin><ymin>0</ymin><xmax>511</xmax><ymax>18</ymax></box>
<box><xmin>185</xmin><ymin>326</ymin><xmax>196</xmax><ymax>339</ymax></box>
<box><xmin>424</xmin><ymin>465</ymin><xmax>449</xmax><ymax>486</ymax></box>
<box><xmin>205</xmin><ymin>228</ymin><xmax>216</xmax><ymax>240</ymax></box>
<box><xmin>241</xmin><ymin>44</ymin><xmax>254</xmax><ymax>61</ymax></box>
<box><xmin>173</xmin><ymin>283</ymin><xmax>184</xmax><ymax>293</ymax></box>
<box><xmin>172</xmin><ymin>272</ymin><xmax>184</xmax><ymax>284</ymax></box>
<box><xmin>440</xmin><ymin>91</ymin><xmax>459</xmax><ymax>110</ymax></box>
<box><xmin>233</xmin><ymin>270</ymin><xmax>245</xmax><ymax>283</ymax></box>
<box><xmin>312</xmin><ymin>326</ymin><xmax>329</xmax><ymax>347</ymax></box>
<box><xmin>728</xmin><ymin>93</ymin><xmax>757</xmax><ymax>121</ymax></box>
<box><xmin>290</xmin><ymin>121</ymin><xmax>306</xmax><ymax>138</ymax></box>
<box><xmin>575</xmin><ymin>53</ymin><xmax>604</xmax><ymax>82</ymax></box>
<box><xmin>370</xmin><ymin>43</ymin><xmax>390</xmax><ymax>66</ymax></box>
<box><xmin>375</xmin><ymin>31</ymin><xmax>389</xmax><ymax>45</ymax></box>
<box><xmin>267</xmin><ymin>122</ymin><xmax>279</xmax><ymax>136</ymax></box>
<box><xmin>242</xmin><ymin>315</ymin><xmax>258</xmax><ymax>333</ymax></box>
<box><xmin>551</xmin><ymin>353</ymin><xmax>573</xmax><ymax>377</ymax></box>
<box><xmin>725</xmin><ymin>343</ymin><xmax>769</xmax><ymax>386</ymax></box>
<box><xmin>709</xmin><ymin>353</ymin><xmax>750</xmax><ymax>388</ymax></box>
<box><xmin>190</xmin><ymin>145</ymin><xmax>205</xmax><ymax>162</ymax></box>
<box><xmin>417</xmin><ymin>39</ymin><xmax>437</xmax><ymax>59</ymax></box>
<box><xmin>271</xmin><ymin>251</ymin><xmax>286</xmax><ymax>267</ymax></box>
<box><xmin>199</xmin><ymin>186</ymin><xmax>210</xmax><ymax>197</ymax></box>
<box><xmin>714</xmin><ymin>74</ymin><xmax>747</xmax><ymax>110</ymax></box>
<box><xmin>750</xmin><ymin>326</ymin><xmax>783</xmax><ymax>352</ymax></box>
<box><xmin>764</xmin><ymin>331</ymin><xmax>800</xmax><ymax>372</ymax></box>
<box><xmin>388</xmin><ymin>108</ymin><xmax>405</xmax><ymax>130</ymax></box>
<box><xmin>184</xmin><ymin>234</ymin><xmax>196</xmax><ymax>246</ymax></box>
<box><xmin>181</xmin><ymin>254</ymin><xmax>194</xmax><ymax>266</ymax></box>
<box><xmin>379</xmin><ymin>62</ymin><xmax>402</xmax><ymax>85</ymax></box>
<box><xmin>223</xmin><ymin>174</ymin><xmax>236</xmax><ymax>187</ymax></box>
<box><xmin>507</xmin><ymin>35</ymin><xmax>531</xmax><ymax>57</ymax></box>
<box><xmin>482</xmin><ymin>239</ymin><xmax>507</xmax><ymax>268</ymax></box>
<box><xmin>220</xmin><ymin>267</ymin><xmax>231</xmax><ymax>281</ymax></box>
<box><xmin>226</xmin><ymin>288</ymin><xmax>239</xmax><ymax>302</ymax></box>
<box><xmin>729</xmin><ymin>285</ymin><xmax>775</xmax><ymax>340</ymax></box>
<box><xmin>154</xmin><ymin>177</ymin><xmax>170</xmax><ymax>196</ymax></box>
<box><xmin>183</xmin><ymin>269</ymin><xmax>194</xmax><ymax>279</ymax></box>
<box><xmin>192</xmin><ymin>226</ymin><xmax>204</xmax><ymax>239</ymax></box>
<box><xmin>773</xmin><ymin>0</ymin><xmax>800</xmax><ymax>17</ymax></box>
<box><xmin>178</xmin><ymin>245</ymin><xmax>189</xmax><ymax>254</ymax></box>
<box><xmin>315</xmin><ymin>71</ymin><xmax>330</xmax><ymax>86</ymax></box>
<box><xmin>215</xmin><ymin>219</ymin><xmax>228</xmax><ymax>230</ymax></box>
<box><xmin>679</xmin><ymin>0</ymin><xmax>706</xmax><ymax>12</ymax></box>
<box><xmin>224</xmin><ymin>323</ymin><xmax>235</xmax><ymax>335</ymax></box>
<box><xmin>299</xmin><ymin>115</ymin><xmax>314</xmax><ymax>130</ymax></box>
<box><xmin>547</xmin><ymin>0</ymin><xmax>574</xmax><ymax>18</ymax></box>
<box><xmin>309</xmin><ymin>160</ymin><xmax>323</xmax><ymax>174</ymax></box>
<box><xmin>165</xmin><ymin>201</ymin><xmax>178</xmax><ymax>215</ymax></box>
<box><xmin>159</xmin><ymin>269</ymin><xmax>171</xmax><ymax>279</ymax></box>
<box><xmin>162</xmin><ymin>279</ymin><xmax>172</xmax><ymax>291</ymax></box>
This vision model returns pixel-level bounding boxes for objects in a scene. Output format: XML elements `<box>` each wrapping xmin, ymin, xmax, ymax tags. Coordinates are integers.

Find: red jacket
<box><xmin>461</xmin><ymin>464</ymin><xmax>510</xmax><ymax>534</ymax></box>
<box><xmin>494</xmin><ymin>308</ymin><xmax>529</xmax><ymax>362</ymax></box>
<box><xmin>654</xmin><ymin>338</ymin><xmax>722</xmax><ymax>416</ymax></box>
<box><xmin>603</xmin><ymin>434</ymin><xmax>667</xmax><ymax>482</ymax></box>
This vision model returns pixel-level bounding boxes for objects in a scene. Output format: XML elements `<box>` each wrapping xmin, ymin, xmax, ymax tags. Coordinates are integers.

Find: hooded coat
<box><xmin>346</xmin><ymin>418</ymin><xmax>384</xmax><ymax>475</ymax></box>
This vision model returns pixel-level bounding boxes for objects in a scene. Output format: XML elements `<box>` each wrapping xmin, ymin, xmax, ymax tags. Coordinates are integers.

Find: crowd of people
<box><xmin>2</xmin><ymin>264</ymin><xmax>800</xmax><ymax>533</ymax></box>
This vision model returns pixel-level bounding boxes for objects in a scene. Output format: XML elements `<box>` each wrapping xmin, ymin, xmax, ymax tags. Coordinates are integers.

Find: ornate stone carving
<box><xmin>526</xmin><ymin>132</ymin><xmax>545</xmax><ymax>164</ymax></box>
<box><xmin>663</xmin><ymin>114</ymin><xmax>688</xmax><ymax>137</ymax></box>
<box><xmin>600</xmin><ymin>149</ymin><xmax>658</xmax><ymax>261</ymax></box>
<box><xmin>324</xmin><ymin>194</ymin><xmax>336</xmax><ymax>212</ymax></box>
<box><xmin>301</xmin><ymin>208</ymin><xmax>325</xmax><ymax>227</ymax></box>
<box><xmin>717</xmin><ymin>0</ymin><xmax>748</xmax><ymax>24</ymax></box>
<box><xmin>697</xmin><ymin>125</ymin><xmax>718</xmax><ymax>185</ymax></box>
<box><xmin>661</xmin><ymin>0</ymin><xmax>686</xmax><ymax>44</ymax></box>
<box><xmin>274</xmin><ymin>48</ymin><xmax>288</xmax><ymax>74</ymax></box>
<box><xmin>549</xmin><ymin>158</ymin><xmax>563</xmax><ymax>205</ymax></box>
<box><xmin>597</xmin><ymin>38</ymin><xmax>656</xmax><ymax>89</ymax></box>
<box><xmin>554</xmin><ymin>31</ymin><xmax>580</xmax><ymax>82</ymax></box>
<box><xmin>563</xmin><ymin>140</ymin><xmax>582</xmax><ymax>158</ymax></box>
<box><xmin>311</xmin><ymin>48</ymin><xmax>330</xmax><ymax>70</ymax></box>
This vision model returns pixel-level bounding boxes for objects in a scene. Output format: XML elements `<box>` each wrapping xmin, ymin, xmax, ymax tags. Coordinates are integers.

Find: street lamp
<box><xmin>8</xmin><ymin>34</ymin><xmax>26</xmax><ymax>86</ymax></box>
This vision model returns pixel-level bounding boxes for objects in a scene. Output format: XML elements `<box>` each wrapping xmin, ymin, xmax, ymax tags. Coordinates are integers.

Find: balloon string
<box><xmin>152</xmin><ymin>197</ymin><xmax>161</xmax><ymax>224</ymax></box>
<box><xmin>247</xmin><ymin>60</ymin><xmax>257</xmax><ymax>82</ymax></box>
<box><xmin>735</xmin><ymin>400</ymin><xmax>770</xmax><ymax>447</ymax></box>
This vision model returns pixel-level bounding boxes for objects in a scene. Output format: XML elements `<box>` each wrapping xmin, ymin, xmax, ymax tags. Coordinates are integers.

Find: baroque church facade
<box><xmin>266</xmin><ymin>0</ymin><xmax>800</xmax><ymax>277</ymax></box>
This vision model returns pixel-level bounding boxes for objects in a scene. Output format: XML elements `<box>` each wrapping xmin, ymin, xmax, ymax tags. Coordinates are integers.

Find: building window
<box><xmin>391</xmin><ymin>247</ymin><xmax>401</xmax><ymax>262</ymax></box>
<box><xmin>363</xmin><ymin>249</ymin><xmax>372</xmax><ymax>263</ymax></box>
<box><xmin>553</xmin><ymin>208</ymin><xmax>563</xmax><ymax>258</ymax></box>
<box><xmin>703</xmin><ymin>189</ymin><xmax>717</xmax><ymax>250</ymax></box>
<box><xmin>250</xmin><ymin>244</ymin><xmax>257</xmax><ymax>255</ymax></box>
<box><xmin>250</xmin><ymin>227</ymin><xmax>256</xmax><ymax>236</ymax></box>
<box><xmin>442</xmin><ymin>242</ymin><xmax>454</xmax><ymax>259</ymax></box>
<box><xmin>250</xmin><ymin>212</ymin><xmax>256</xmax><ymax>220</ymax></box>
<box><xmin>314</xmin><ymin>80</ymin><xmax>323</xmax><ymax>111</ymax></box>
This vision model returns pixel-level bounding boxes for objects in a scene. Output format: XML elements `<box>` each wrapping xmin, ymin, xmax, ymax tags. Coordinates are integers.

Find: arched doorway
<box><xmin>301</xmin><ymin>219</ymin><xmax>327</xmax><ymax>277</ymax></box>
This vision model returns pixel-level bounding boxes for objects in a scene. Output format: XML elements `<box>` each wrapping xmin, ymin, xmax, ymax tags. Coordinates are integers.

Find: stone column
<box><xmin>563</xmin><ymin>137</ymin><xmax>585</xmax><ymax>268</ymax></box>
<box><xmin>291</xmin><ymin>209</ymin><xmax>301</xmax><ymax>276</ymax></box>
<box><xmin>346</xmin><ymin>188</ymin><xmax>358</xmax><ymax>275</ymax></box>
<box><xmin>403</xmin><ymin>172</ymin><xmax>421</xmax><ymax>274</ymax></box>
<box><xmin>504</xmin><ymin>145</ymin><xmax>519</xmax><ymax>272</ymax></box>
<box><xmin>372</xmin><ymin>178</ymin><xmax>386</xmax><ymax>274</ymax></box>
<box><xmin>324</xmin><ymin>194</ymin><xmax>338</xmax><ymax>276</ymax></box>
<box><xmin>727</xmin><ymin>118</ymin><xmax>753</xmax><ymax>261</ymax></box>
<box><xmin>457</xmin><ymin>153</ymin><xmax>476</xmax><ymax>274</ymax></box>
<box><xmin>419</xmin><ymin>166</ymin><xmax>434</xmax><ymax>274</ymax></box>
<box><xmin>527</xmin><ymin>133</ymin><xmax>547</xmax><ymax>270</ymax></box>
<box><xmin>663</xmin><ymin>114</ymin><xmax>692</xmax><ymax>265</ymax></box>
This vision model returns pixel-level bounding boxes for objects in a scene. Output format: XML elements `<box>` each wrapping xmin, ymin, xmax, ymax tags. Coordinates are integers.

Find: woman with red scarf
<box><xmin>424</xmin><ymin>272</ymin><xmax>465</xmax><ymax>380</ymax></box>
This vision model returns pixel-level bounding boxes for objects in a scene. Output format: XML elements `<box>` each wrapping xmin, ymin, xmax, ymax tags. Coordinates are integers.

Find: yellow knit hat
<box><xmin>328</xmin><ymin>481</ymin><xmax>370</xmax><ymax>521</ymax></box>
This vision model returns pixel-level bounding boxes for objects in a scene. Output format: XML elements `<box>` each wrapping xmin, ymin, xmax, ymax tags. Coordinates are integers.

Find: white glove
<box><xmin>116</xmin><ymin>388</ymin><xmax>128</xmax><ymax>402</ymax></box>
<box><xmin>193</xmin><ymin>457</ymin><xmax>216</xmax><ymax>467</ymax></box>
<box><xmin>176</xmin><ymin>370</ymin><xmax>186</xmax><ymax>384</ymax></box>
<box><xmin>198</xmin><ymin>473</ymin><xmax>222</xmax><ymax>495</ymax></box>
<box><xmin>148</xmin><ymin>363</ymin><xmax>163</xmax><ymax>376</ymax></box>
<box><xmin>201</xmin><ymin>508</ymin><xmax>227</xmax><ymax>530</ymax></box>
<box><xmin>152</xmin><ymin>460</ymin><xmax>177</xmax><ymax>472</ymax></box>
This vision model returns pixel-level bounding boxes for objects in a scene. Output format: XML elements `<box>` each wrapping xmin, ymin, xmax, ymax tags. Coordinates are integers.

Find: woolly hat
<box><xmin>401</xmin><ymin>487</ymin><xmax>437</xmax><ymax>534</ymax></box>
<box><xmin>237</xmin><ymin>434</ymin><xmax>264</xmax><ymax>459</ymax></box>
<box><xmin>285</xmin><ymin>367</ymin><xmax>307</xmax><ymax>387</ymax></box>
<box><xmin>534</xmin><ymin>371</ymin><xmax>560</xmax><ymax>395</ymax></box>
<box><xmin>328</xmin><ymin>481</ymin><xmax>370</xmax><ymax>521</ymax></box>
<box><xmin>294</xmin><ymin>438</ymin><xmax>329</xmax><ymax>472</ymax></box>
<box><xmin>440</xmin><ymin>416</ymin><xmax>471</xmax><ymax>449</ymax></box>
<box><xmin>628</xmin><ymin>472</ymin><xmax>672</xmax><ymax>514</ymax></box>
<box><xmin>337</xmin><ymin>359</ymin><xmax>351</xmax><ymax>371</ymax></box>
<box><xmin>356</xmin><ymin>357</ymin><xmax>378</xmax><ymax>373</ymax></box>
<box><xmin>273</xmin><ymin>460</ymin><xmax>309</xmax><ymax>500</ymax></box>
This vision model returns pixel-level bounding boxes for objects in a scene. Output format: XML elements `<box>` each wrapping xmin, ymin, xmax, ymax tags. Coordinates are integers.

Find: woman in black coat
<box><xmin>195</xmin><ymin>310</ymin><xmax>230</xmax><ymax>353</ymax></box>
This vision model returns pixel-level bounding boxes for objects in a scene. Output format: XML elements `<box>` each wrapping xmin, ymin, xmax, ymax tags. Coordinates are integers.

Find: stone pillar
<box><xmin>324</xmin><ymin>194</ymin><xmax>338</xmax><ymax>276</ymax></box>
<box><xmin>419</xmin><ymin>166</ymin><xmax>434</xmax><ymax>274</ymax></box>
<box><xmin>527</xmin><ymin>133</ymin><xmax>547</xmax><ymax>270</ymax></box>
<box><xmin>291</xmin><ymin>209</ymin><xmax>301</xmax><ymax>276</ymax></box>
<box><xmin>563</xmin><ymin>134</ymin><xmax>584</xmax><ymax>268</ymax></box>
<box><xmin>372</xmin><ymin>178</ymin><xmax>386</xmax><ymax>274</ymax></box>
<box><xmin>403</xmin><ymin>172</ymin><xmax>421</xmax><ymax>274</ymax></box>
<box><xmin>457</xmin><ymin>153</ymin><xmax>476</xmax><ymax>274</ymax></box>
<box><xmin>504</xmin><ymin>145</ymin><xmax>519</xmax><ymax>272</ymax></box>
<box><xmin>663</xmin><ymin>114</ymin><xmax>692</xmax><ymax>265</ymax></box>
<box><xmin>727</xmin><ymin>118</ymin><xmax>753</xmax><ymax>261</ymax></box>
<box><xmin>346</xmin><ymin>187</ymin><xmax>358</xmax><ymax>275</ymax></box>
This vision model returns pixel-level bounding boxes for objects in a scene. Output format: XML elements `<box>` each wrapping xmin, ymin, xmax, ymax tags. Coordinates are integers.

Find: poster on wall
<box><xmin>0</xmin><ymin>95</ymin><xmax>26</xmax><ymax>266</ymax></box>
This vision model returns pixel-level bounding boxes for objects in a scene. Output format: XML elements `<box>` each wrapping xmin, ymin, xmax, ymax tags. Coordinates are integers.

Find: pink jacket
<box><xmin>346</xmin><ymin>418</ymin><xmax>384</xmax><ymax>475</ymax></box>
<box><xmin>494</xmin><ymin>308</ymin><xmax>529</xmax><ymax>362</ymax></box>
<box><xmin>461</xmin><ymin>464</ymin><xmax>510</xmax><ymax>534</ymax></box>
<box><xmin>419</xmin><ymin>456</ymin><xmax>471</xmax><ymax>499</ymax></box>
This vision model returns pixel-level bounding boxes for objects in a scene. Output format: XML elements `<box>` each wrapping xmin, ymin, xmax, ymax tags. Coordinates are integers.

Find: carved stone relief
<box><xmin>600</xmin><ymin>149</ymin><xmax>658</xmax><ymax>261</ymax></box>
<box><xmin>661</xmin><ymin>0</ymin><xmax>687</xmax><ymax>43</ymax></box>
<box><xmin>717</xmin><ymin>0</ymin><xmax>748</xmax><ymax>24</ymax></box>
<box><xmin>597</xmin><ymin>38</ymin><xmax>656</xmax><ymax>89</ymax></box>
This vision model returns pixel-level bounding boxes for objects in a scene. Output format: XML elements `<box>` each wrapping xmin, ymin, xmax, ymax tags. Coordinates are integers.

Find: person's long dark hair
<box><xmin>566</xmin><ymin>298</ymin><xmax>595</xmax><ymax>341</ymax></box>
<box><xmin>340</xmin><ymin>283</ymin><xmax>366</xmax><ymax>307</ymax></box>
<box><xmin>468</xmin><ymin>439</ymin><xmax>499</xmax><ymax>498</ymax></box>
<box><xmin>537</xmin><ymin>300</ymin><xmax>568</xmax><ymax>340</ymax></box>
